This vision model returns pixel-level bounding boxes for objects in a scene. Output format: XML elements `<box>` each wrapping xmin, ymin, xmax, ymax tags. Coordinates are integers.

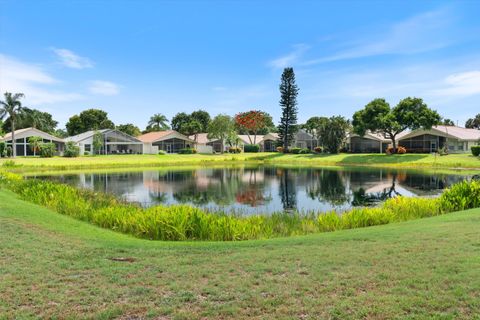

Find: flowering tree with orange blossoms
<box><xmin>234</xmin><ymin>110</ymin><xmax>268</xmax><ymax>144</ymax></box>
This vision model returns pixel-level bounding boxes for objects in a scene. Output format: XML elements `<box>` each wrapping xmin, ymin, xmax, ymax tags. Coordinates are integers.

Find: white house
<box><xmin>398</xmin><ymin>125</ymin><xmax>480</xmax><ymax>153</ymax></box>
<box><xmin>65</xmin><ymin>129</ymin><xmax>145</xmax><ymax>155</ymax></box>
<box><xmin>0</xmin><ymin>127</ymin><xmax>65</xmax><ymax>156</ymax></box>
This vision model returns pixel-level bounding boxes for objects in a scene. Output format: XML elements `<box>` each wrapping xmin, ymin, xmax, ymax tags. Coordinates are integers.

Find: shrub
<box><xmin>5</xmin><ymin>146</ymin><xmax>12</xmax><ymax>157</ymax></box>
<box><xmin>228</xmin><ymin>147</ymin><xmax>242</xmax><ymax>154</ymax></box>
<box><xmin>397</xmin><ymin>146</ymin><xmax>407</xmax><ymax>154</ymax></box>
<box><xmin>179</xmin><ymin>148</ymin><xmax>197</xmax><ymax>154</ymax></box>
<box><xmin>439</xmin><ymin>180</ymin><xmax>480</xmax><ymax>212</ymax></box>
<box><xmin>299</xmin><ymin>148</ymin><xmax>311</xmax><ymax>154</ymax></box>
<box><xmin>158</xmin><ymin>150</ymin><xmax>167</xmax><ymax>155</ymax></box>
<box><xmin>386</xmin><ymin>146</ymin><xmax>407</xmax><ymax>154</ymax></box>
<box><xmin>63</xmin><ymin>141</ymin><xmax>80</xmax><ymax>158</ymax></box>
<box><xmin>244</xmin><ymin>144</ymin><xmax>260</xmax><ymax>153</ymax></box>
<box><xmin>290</xmin><ymin>147</ymin><xmax>302</xmax><ymax>154</ymax></box>
<box><xmin>276</xmin><ymin>146</ymin><xmax>284</xmax><ymax>153</ymax></box>
<box><xmin>438</xmin><ymin>146</ymin><xmax>449</xmax><ymax>156</ymax></box>
<box><xmin>314</xmin><ymin>146</ymin><xmax>323</xmax><ymax>153</ymax></box>
<box><xmin>84</xmin><ymin>151</ymin><xmax>90</xmax><ymax>156</ymax></box>
<box><xmin>472</xmin><ymin>145</ymin><xmax>480</xmax><ymax>157</ymax></box>
<box><xmin>39</xmin><ymin>142</ymin><xmax>56</xmax><ymax>158</ymax></box>
<box><xmin>0</xmin><ymin>142</ymin><xmax>5</xmax><ymax>158</ymax></box>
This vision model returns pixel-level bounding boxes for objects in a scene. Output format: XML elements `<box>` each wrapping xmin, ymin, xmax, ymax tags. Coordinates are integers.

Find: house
<box><xmin>137</xmin><ymin>130</ymin><xmax>195</xmax><ymax>153</ymax></box>
<box><xmin>238</xmin><ymin>133</ymin><xmax>280</xmax><ymax>152</ymax></box>
<box><xmin>0</xmin><ymin>127</ymin><xmax>65</xmax><ymax>156</ymax></box>
<box><xmin>347</xmin><ymin>132</ymin><xmax>391</xmax><ymax>153</ymax></box>
<box><xmin>65</xmin><ymin>129</ymin><xmax>144</xmax><ymax>155</ymax></box>
<box><xmin>292</xmin><ymin>129</ymin><xmax>318</xmax><ymax>150</ymax></box>
<box><xmin>190</xmin><ymin>133</ymin><xmax>221</xmax><ymax>153</ymax></box>
<box><xmin>398</xmin><ymin>125</ymin><xmax>480</xmax><ymax>153</ymax></box>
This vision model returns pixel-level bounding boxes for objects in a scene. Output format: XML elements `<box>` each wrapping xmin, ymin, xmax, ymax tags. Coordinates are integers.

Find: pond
<box><xmin>32</xmin><ymin>166</ymin><xmax>470</xmax><ymax>214</ymax></box>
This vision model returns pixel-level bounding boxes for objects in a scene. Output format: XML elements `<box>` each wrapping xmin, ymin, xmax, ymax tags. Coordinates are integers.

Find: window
<box><xmin>85</xmin><ymin>144</ymin><xmax>91</xmax><ymax>152</ymax></box>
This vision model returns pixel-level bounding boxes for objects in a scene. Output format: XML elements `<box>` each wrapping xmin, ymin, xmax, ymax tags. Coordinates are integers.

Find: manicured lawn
<box><xmin>1</xmin><ymin>152</ymin><xmax>479</xmax><ymax>171</ymax></box>
<box><xmin>1</xmin><ymin>189</ymin><xmax>480</xmax><ymax>319</ymax></box>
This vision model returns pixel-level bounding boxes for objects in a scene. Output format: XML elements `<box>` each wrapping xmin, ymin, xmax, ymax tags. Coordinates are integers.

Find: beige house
<box><xmin>138</xmin><ymin>130</ymin><xmax>195</xmax><ymax>153</ymax></box>
<box><xmin>0</xmin><ymin>127</ymin><xmax>65</xmax><ymax>156</ymax></box>
<box><xmin>398</xmin><ymin>125</ymin><xmax>480</xmax><ymax>153</ymax></box>
<box><xmin>346</xmin><ymin>132</ymin><xmax>391</xmax><ymax>153</ymax></box>
<box><xmin>238</xmin><ymin>133</ymin><xmax>280</xmax><ymax>152</ymax></box>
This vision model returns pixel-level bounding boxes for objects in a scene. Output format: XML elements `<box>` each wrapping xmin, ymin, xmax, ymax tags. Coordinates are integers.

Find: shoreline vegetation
<box><xmin>1</xmin><ymin>152</ymin><xmax>480</xmax><ymax>172</ymax></box>
<box><xmin>1</xmin><ymin>171</ymin><xmax>479</xmax><ymax>241</ymax></box>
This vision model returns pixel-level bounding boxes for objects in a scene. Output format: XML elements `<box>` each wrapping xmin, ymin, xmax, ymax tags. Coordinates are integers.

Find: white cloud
<box><xmin>0</xmin><ymin>54</ymin><xmax>83</xmax><ymax>104</ymax></box>
<box><xmin>268</xmin><ymin>44</ymin><xmax>309</xmax><ymax>69</ymax></box>
<box><xmin>88</xmin><ymin>80</ymin><xmax>120</xmax><ymax>95</ymax></box>
<box><xmin>303</xmin><ymin>8</ymin><xmax>455</xmax><ymax>65</ymax></box>
<box><xmin>52</xmin><ymin>48</ymin><xmax>93</xmax><ymax>69</ymax></box>
<box><xmin>431</xmin><ymin>71</ymin><xmax>480</xmax><ymax>96</ymax></box>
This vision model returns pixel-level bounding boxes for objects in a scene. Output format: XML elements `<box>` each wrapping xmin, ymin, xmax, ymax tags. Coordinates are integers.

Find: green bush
<box><xmin>299</xmin><ymin>148</ymin><xmax>311</xmax><ymax>154</ymax></box>
<box><xmin>0</xmin><ymin>142</ymin><xmax>5</xmax><ymax>158</ymax></box>
<box><xmin>158</xmin><ymin>150</ymin><xmax>167</xmax><ymax>155</ymax></box>
<box><xmin>290</xmin><ymin>147</ymin><xmax>302</xmax><ymax>154</ymax></box>
<box><xmin>243</xmin><ymin>144</ymin><xmax>260</xmax><ymax>153</ymax></box>
<box><xmin>471</xmin><ymin>145</ymin><xmax>480</xmax><ymax>157</ymax></box>
<box><xmin>178</xmin><ymin>148</ymin><xmax>197</xmax><ymax>154</ymax></box>
<box><xmin>63</xmin><ymin>141</ymin><xmax>80</xmax><ymax>158</ymax></box>
<box><xmin>39</xmin><ymin>142</ymin><xmax>56</xmax><ymax>158</ymax></box>
<box><xmin>228</xmin><ymin>147</ymin><xmax>242</xmax><ymax>154</ymax></box>
<box><xmin>439</xmin><ymin>180</ymin><xmax>480</xmax><ymax>212</ymax></box>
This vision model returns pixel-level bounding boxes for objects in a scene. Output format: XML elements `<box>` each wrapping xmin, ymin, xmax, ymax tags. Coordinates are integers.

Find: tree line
<box><xmin>2</xmin><ymin>67</ymin><xmax>480</xmax><ymax>156</ymax></box>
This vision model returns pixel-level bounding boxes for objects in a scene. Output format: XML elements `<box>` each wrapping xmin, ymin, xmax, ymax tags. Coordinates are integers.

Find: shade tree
<box><xmin>352</xmin><ymin>97</ymin><xmax>441</xmax><ymax>153</ymax></box>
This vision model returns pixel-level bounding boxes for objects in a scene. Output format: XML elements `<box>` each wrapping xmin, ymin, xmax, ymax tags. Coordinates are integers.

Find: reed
<box><xmin>1</xmin><ymin>171</ymin><xmax>479</xmax><ymax>241</ymax></box>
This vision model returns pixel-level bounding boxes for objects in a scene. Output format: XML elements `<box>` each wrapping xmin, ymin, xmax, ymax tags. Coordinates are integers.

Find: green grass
<box><xmin>1</xmin><ymin>152</ymin><xmax>479</xmax><ymax>172</ymax></box>
<box><xmin>1</xmin><ymin>188</ymin><xmax>480</xmax><ymax>319</ymax></box>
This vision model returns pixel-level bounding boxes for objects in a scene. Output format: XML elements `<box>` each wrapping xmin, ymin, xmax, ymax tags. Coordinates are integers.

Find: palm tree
<box><xmin>0</xmin><ymin>92</ymin><xmax>25</xmax><ymax>157</ymax></box>
<box><xmin>147</xmin><ymin>113</ymin><xmax>169</xmax><ymax>131</ymax></box>
<box><xmin>28</xmin><ymin>136</ymin><xmax>43</xmax><ymax>157</ymax></box>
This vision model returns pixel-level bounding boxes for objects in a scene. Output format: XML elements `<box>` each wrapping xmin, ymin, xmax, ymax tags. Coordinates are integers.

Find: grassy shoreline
<box><xmin>1</xmin><ymin>188</ymin><xmax>480</xmax><ymax>319</ymax></box>
<box><xmin>1</xmin><ymin>152</ymin><xmax>480</xmax><ymax>172</ymax></box>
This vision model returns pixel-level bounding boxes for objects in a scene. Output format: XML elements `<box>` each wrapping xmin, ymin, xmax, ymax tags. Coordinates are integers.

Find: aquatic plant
<box><xmin>1</xmin><ymin>171</ymin><xmax>479</xmax><ymax>241</ymax></box>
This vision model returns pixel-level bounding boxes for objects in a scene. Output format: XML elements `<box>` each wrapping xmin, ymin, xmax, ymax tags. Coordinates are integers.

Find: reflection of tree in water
<box><xmin>306</xmin><ymin>169</ymin><xmax>349</xmax><ymax>206</ymax></box>
<box><xmin>351</xmin><ymin>174</ymin><xmax>401</xmax><ymax>206</ymax></box>
<box><xmin>149</xmin><ymin>191</ymin><xmax>169</xmax><ymax>204</ymax></box>
<box><xmin>172</xmin><ymin>168</ymin><xmax>244</xmax><ymax>206</ymax></box>
<box><xmin>279</xmin><ymin>169</ymin><xmax>297</xmax><ymax>211</ymax></box>
<box><xmin>236</xmin><ymin>168</ymin><xmax>271</xmax><ymax>207</ymax></box>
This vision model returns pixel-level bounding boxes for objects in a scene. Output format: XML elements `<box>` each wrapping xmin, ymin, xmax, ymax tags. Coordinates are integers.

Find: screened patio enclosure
<box><xmin>153</xmin><ymin>138</ymin><xmax>193</xmax><ymax>153</ymax></box>
<box><xmin>399</xmin><ymin>134</ymin><xmax>446</xmax><ymax>153</ymax></box>
<box><xmin>99</xmin><ymin>130</ymin><xmax>143</xmax><ymax>154</ymax></box>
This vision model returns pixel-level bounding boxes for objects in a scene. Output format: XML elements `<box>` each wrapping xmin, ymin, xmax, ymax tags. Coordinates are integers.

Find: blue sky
<box><xmin>1</xmin><ymin>0</ymin><xmax>480</xmax><ymax>129</ymax></box>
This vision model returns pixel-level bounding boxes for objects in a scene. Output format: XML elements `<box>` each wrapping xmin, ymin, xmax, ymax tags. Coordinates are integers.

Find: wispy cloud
<box><xmin>0</xmin><ymin>54</ymin><xmax>83</xmax><ymax>104</ymax></box>
<box><xmin>52</xmin><ymin>48</ymin><xmax>93</xmax><ymax>69</ymax></box>
<box><xmin>430</xmin><ymin>71</ymin><xmax>480</xmax><ymax>96</ymax></box>
<box><xmin>268</xmin><ymin>44</ymin><xmax>309</xmax><ymax>69</ymax></box>
<box><xmin>88</xmin><ymin>80</ymin><xmax>120</xmax><ymax>95</ymax></box>
<box><xmin>303</xmin><ymin>8</ymin><xmax>455</xmax><ymax>65</ymax></box>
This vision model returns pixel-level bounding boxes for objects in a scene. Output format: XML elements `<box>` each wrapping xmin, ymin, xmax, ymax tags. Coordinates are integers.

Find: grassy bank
<box><xmin>2</xmin><ymin>171</ymin><xmax>479</xmax><ymax>241</ymax></box>
<box><xmin>1</xmin><ymin>152</ymin><xmax>479</xmax><ymax>172</ymax></box>
<box><xmin>1</xmin><ymin>188</ymin><xmax>480</xmax><ymax>319</ymax></box>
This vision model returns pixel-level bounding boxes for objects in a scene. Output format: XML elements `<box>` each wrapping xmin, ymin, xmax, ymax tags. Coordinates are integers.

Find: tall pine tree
<box><xmin>278</xmin><ymin>67</ymin><xmax>299</xmax><ymax>151</ymax></box>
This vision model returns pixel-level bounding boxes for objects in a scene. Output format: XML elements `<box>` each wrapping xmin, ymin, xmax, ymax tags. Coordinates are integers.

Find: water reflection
<box><xmin>36</xmin><ymin>166</ymin><xmax>468</xmax><ymax>214</ymax></box>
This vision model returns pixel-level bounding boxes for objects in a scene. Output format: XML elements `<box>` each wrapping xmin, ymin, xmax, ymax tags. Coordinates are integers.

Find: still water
<box><xmin>34</xmin><ymin>166</ymin><xmax>469</xmax><ymax>214</ymax></box>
